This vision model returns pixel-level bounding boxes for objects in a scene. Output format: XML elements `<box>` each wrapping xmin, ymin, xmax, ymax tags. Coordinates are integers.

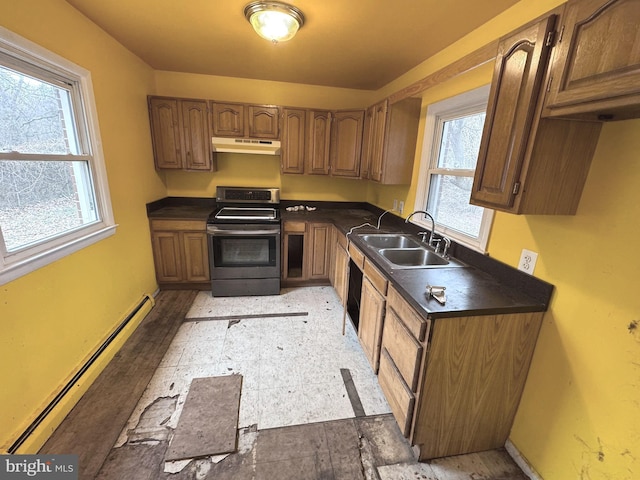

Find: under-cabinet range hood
<box><xmin>211</xmin><ymin>137</ymin><xmax>281</xmax><ymax>155</ymax></box>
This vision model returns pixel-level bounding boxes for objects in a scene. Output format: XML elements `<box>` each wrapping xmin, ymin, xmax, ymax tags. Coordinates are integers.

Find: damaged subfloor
<box><xmin>42</xmin><ymin>287</ymin><xmax>530</xmax><ymax>479</ymax></box>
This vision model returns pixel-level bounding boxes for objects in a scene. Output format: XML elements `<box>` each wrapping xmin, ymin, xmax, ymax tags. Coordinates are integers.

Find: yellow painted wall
<box><xmin>154</xmin><ymin>71</ymin><xmax>371</xmax><ymax>201</ymax></box>
<box><xmin>500</xmin><ymin>120</ymin><xmax>640</xmax><ymax>480</ymax></box>
<box><xmin>0</xmin><ymin>0</ymin><xmax>165</xmax><ymax>451</ymax></box>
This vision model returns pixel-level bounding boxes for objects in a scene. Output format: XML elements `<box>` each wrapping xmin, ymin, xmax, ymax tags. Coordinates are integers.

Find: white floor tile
<box><xmin>301</xmin><ymin>381</ymin><xmax>354</xmax><ymax>423</ymax></box>
<box><xmin>238</xmin><ymin>388</ymin><xmax>259</xmax><ymax>428</ymax></box>
<box><xmin>258</xmin><ymin>386</ymin><xmax>309</xmax><ymax>429</ymax></box>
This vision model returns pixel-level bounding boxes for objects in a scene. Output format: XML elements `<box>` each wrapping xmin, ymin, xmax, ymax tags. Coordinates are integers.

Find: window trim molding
<box><xmin>413</xmin><ymin>84</ymin><xmax>493</xmax><ymax>253</ymax></box>
<box><xmin>0</xmin><ymin>27</ymin><xmax>116</xmax><ymax>286</ymax></box>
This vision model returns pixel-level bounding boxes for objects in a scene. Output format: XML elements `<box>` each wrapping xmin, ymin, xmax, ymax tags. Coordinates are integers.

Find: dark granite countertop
<box><xmin>146</xmin><ymin>197</ymin><xmax>217</xmax><ymax>220</ymax></box>
<box><xmin>349</xmin><ymin>235</ymin><xmax>549</xmax><ymax>319</ymax></box>
<box><xmin>147</xmin><ymin>197</ymin><xmax>553</xmax><ymax>320</ymax></box>
<box><xmin>282</xmin><ymin>204</ymin><xmax>553</xmax><ymax>320</ymax></box>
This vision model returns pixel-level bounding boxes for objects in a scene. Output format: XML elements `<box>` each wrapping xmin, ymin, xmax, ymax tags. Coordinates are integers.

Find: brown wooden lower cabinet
<box><xmin>358</xmin><ymin>276</ymin><xmax>386</xmax><ymax>370</ymax></box>
<box><xmin>149</xmin><ymin>219</ymin><xmax>210</xmax><ymax>289</ymax></box>
<box><xmin>330</xmin><ymin>226</ymin><xmax>349</xmax><ymax>304</ymax></box>
<box><xmin>378</xmin><ymin>284</ymin><xmax>544</xmax><ymax>460</ymax></box>
<box><xmin>282</xmin><ymin>220</ymin><xmax>332</xmax><ymax>286</ymax></box>
<box><xmin>357</xmin><ymin>258</ymin><xmax>389</xmax><ymax>372</ymax></box>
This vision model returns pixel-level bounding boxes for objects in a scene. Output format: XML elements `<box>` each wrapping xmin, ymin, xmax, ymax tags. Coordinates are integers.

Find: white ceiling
<box><xmin>65</xmin><ymin>0</ymin><xmax>520</xmax><ymax>90</ymax></box>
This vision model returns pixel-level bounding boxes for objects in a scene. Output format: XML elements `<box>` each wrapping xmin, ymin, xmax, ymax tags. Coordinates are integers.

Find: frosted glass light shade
<box><xmin>244</xmin><ymin>2</ymin><xmax>305</xmax><ymax>43</ymax></box>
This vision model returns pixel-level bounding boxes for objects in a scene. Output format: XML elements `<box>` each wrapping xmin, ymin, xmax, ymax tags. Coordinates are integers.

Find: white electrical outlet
<box><xmin>398</xmin><ymin>201</ymin><xmax>404</xmax><ymax>214</ymax></box>
<box><xmin>393</xmin><ymin>199</ymin><xmax>398</xmax><ymax>211</ymax></box>
<box><xmin>518</xmin><ymin>249</ymin><xmax>538</xmax><ymax>274</ymax></box>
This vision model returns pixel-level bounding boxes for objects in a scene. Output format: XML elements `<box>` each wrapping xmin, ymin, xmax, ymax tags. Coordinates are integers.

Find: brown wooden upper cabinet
<box><xmin>280</xmin><ymin>109</ymin><xmax>361</xmax><ymax>177</ymax></box>
<box><xmin>362</xmin><ymin>97</ymin><xmax>421</xmax><ymax>185</ymax></box>
<box><xmin>543</xmin><ymin>0</ymin><xmax>640</xmax><ymax>121</ymax></box>
<box><xmin>148</xmin><ymin>96</ymin><xmax>215</xmax><ymax>171</ymax></box>
<box><xmin>306</xmin><ymin>110</ymin><xmax>332</xmax><ymax>175</ymax></box>
<box><xmin>470</xmin><ymin>10</ymin><xmax>602</xmax><ymax>215</ymax></box>
<box><xmin>211</xmin><ymin>102</ymin><xmax>279</xmax><ymax>139</ymax></box>
<box><xmin>330</xmin><ymin>110</ymin><xmax>365</xmax><ymax>178</ymax></box>
<box><xmin>280</xmin><ymin>108</ymin><xmax>306</xmax><ymax>174</ymax></box>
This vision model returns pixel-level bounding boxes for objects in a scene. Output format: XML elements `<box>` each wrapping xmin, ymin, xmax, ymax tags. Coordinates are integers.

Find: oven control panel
<box><xmin>216</xmin><ymin>186</ymin><xmax>280</xmax><ymax>204</ymax></box>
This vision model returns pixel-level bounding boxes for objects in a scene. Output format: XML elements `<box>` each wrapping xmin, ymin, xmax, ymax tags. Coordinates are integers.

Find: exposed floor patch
<box><xmin>125</xmin><ymin>395</ymin><xmax>178</xmax><ymax>445</ymax></box>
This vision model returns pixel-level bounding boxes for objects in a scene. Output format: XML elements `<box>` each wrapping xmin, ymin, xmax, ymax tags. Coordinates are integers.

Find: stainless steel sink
<box><xmin>379</xmin><ymin>248</ymin><xmax>449</xmax><ymax>266</ymax></box>
<box><xmin>359</xmin><ymin>234</ymin><xmax>422</xmax><ymax>249</ymax></box>
<box><xmin>357</xmin><ymin>233</ymin><xmax>466</xmax><ymax>269</ymax></box>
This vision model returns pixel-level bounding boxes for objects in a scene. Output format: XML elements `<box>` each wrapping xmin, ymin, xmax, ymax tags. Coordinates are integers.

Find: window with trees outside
<box><xmin>0</xmin><ymin>28</ymin><xmax>115</xmax><ymax>285</ymax></box>
<box><xmin>413</xmin><ymin>85</ymin><xmax>494</xmax><ymax>253</ymax></box>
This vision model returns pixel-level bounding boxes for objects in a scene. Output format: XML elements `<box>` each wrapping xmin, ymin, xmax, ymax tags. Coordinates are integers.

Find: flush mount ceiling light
<box><xmin>244</xmin><ymin>1</ymin><xmax>305</xmax><ymax>44</ymax></box>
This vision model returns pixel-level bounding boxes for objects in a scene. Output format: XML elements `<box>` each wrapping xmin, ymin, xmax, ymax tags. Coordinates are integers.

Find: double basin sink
<box><xmin>358</xmin><ymin>233</ymin><xmax>466</xmax><ymax>269</ymax></box>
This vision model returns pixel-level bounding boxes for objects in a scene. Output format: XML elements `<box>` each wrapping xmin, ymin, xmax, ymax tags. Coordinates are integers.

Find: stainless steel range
<box><xmin>207</xmin><ymin>186</ymin><xmax>281</xmax><ymax>296</ymax></box>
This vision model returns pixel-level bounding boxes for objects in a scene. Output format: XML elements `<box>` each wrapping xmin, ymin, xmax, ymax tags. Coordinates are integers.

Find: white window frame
<box><xmin>0</xmin><ymin>27</ymin><xmax>116</xmax><ymax>286</ymax></box>
<box><xmin>413</xmin><ymin>85</ymin><xmax>493</xmax><ymax>253</ymax></box>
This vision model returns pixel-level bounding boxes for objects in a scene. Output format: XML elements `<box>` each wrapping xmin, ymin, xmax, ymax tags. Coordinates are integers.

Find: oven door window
<box><xmin>213</xmin><ymin>235</ymin><xmax>277</xmax><ymax>267</ymax></box>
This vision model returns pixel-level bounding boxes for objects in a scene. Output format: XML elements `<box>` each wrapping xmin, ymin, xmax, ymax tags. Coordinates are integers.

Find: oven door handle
<box><xmin>207</xmin><ymin>227</ymin><xmax>281</xmax><ymax>236</ymax></box>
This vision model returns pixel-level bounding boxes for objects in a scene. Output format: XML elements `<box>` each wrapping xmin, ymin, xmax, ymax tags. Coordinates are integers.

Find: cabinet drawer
<box><xmin>387</xmin><ymin>285</ymin><xmax>429</xmax><ymax>342</ymax></box>
<box><xmin>284</xmin><ymin>221</ymin><xmax>306</xmax><ymax>233</ymax></box>
<box><xmin>150</xmin><ymin>219</ymin><xmax>206</xmax><ymax>231</ymax></box>
<box><xmin>363</xmin><ymin>258</ymin><xmax>387</xmax><ymax>296</ymax></box>
<box><xmin>382</xmin><ymin>308</ymin><xmax>423</xmax><ymax>391</ymax></box>
<box><xmin>378</xmin><ymin>348</ymin><xmax>415</xmax><ymax>437</ymax></box>
<box><xmin>348</xmin><ymin>243</ymin><xmax>365</xmax><ymax>270</ymax></box>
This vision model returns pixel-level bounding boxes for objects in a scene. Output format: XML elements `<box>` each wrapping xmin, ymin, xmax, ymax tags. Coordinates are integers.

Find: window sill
<box><xmin>0</xmin><ymin>224</ymin><xmax>117</xmax><ymax>286</ymax></box>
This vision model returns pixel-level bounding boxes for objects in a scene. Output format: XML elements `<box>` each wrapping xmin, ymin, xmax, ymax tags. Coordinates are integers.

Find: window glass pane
<box><xmin>427</xmin><ymin>174</ymin><xmax>483</xmax><ymax>237</ymax></box>
<box><xmin>437</xmin><ymin>112</ymin><xmax>485</xmax><ymax>169</ymax></box>
<box><xmin>0</xmin><ymin>65</ymin><xmax>80</xmax><ymax>155</ymax></box>
<box><xmin>0</xmin><ymin>160</ymin><xmax>98</xmax><ymax>252</ymax></box>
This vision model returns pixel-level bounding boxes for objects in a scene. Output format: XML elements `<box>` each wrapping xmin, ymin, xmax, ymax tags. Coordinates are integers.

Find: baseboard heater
<box><xmin>7</xmin><ymin>293</ymin><xmax>154</xmax><ymax>454</ymax></box>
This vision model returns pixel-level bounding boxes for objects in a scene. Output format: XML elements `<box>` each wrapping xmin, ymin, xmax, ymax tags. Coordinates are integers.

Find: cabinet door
<box><xmin>358</xmin><ymin>276</ymin><xmax>386</xmax><ymax>371</ymax></box>
<box><xmin>360</xmin><ymin>105</ymin><xmax>376</xmax><ymax>179</ymax></box>
<box><xmin>333</xmin><ymin>240</ymin><xmax>349</xmax><ymax>305</ymax></box>
<box><xmin>152</xmin><ymin>231</ymin><xmax>184</xmax><ymax>282</ymax></box>
<box><xmin>248</xmin><ymin>105</ymin><xmax>280</xmax><ymax>139</ymax></box>
<box><xmin>183</xmin><ymin>231</ymin><xmax>210</xmax><ymax>282</ymax></box>
<box><xmin>212</xmin><ymin>102</ymin><xmax>245</xmax><ymax>137</ymax></box>
<box><xmin>377</xmin><ymin>98</ymin><xmax>422</xmax><ymax>185</ymax></box>
<box><xmin>368</xmin><ymin>101</ymin><xmax>387</xmax><ymax>182</ymax></box>
<box><xmin>306</xmin><ymin>223</ymin><xmax>331</xmax><ymax>280</ymax></box>
<box><xmin>306</xmin><ymin>110</ymin><xmax>331</xmax><ymax>175</ymax></box>
<box><xmin>330</xmin><ymin>110</ymin><xmax>365</xmax><ymax>177</ymax></box>
<box><xmin>149</xmin><ymin>97</ymin><xmax>182</xmax><ymax>169</ymax></box>
<box><xmin>281</xmin><ymin>108</ymin><xmax>306</xmax><ymax>174</ymax></box>
<box><xmin>545</xmin><ymin>0</ymin><xmax>640</xmax><ymax>117</ymax></box>
<box><xmin>470</xmin><ymin>16</ymin><xmax>556</xmax><ymax>210</ymax></box>
<box><xmin>181</xmin><ymin>100</ymin><xmax>212</xmax><ymax>171</ymax></box>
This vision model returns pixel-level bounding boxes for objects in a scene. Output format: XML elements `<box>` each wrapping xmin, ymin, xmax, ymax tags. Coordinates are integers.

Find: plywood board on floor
<box><xmin>165</xmin><ymin>375</ymin><xmax>242</xmax><ymax>461</ymax></box>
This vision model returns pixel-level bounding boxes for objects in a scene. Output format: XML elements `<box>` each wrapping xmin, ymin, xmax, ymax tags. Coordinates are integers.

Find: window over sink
<box><xmin>0</xmin><ymin>27</ymin><xmax>115</xmax><ymax>285</ymax></box>
<box><xmin>413</xmin><ymin>85</ymin><xmax>493</xmax><ymax>253</ymax></box>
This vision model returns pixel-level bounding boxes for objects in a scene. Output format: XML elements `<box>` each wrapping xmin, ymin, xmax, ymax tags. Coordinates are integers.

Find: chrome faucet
<box><xmin>439</xmin><ymin>236</ymin><xmax>452</xmax><ymax>257</ymax></box>
<box><xmin>405</xmin><ymin>210</ymin><xmax>435</xmax><ymax>246</ymax></box>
